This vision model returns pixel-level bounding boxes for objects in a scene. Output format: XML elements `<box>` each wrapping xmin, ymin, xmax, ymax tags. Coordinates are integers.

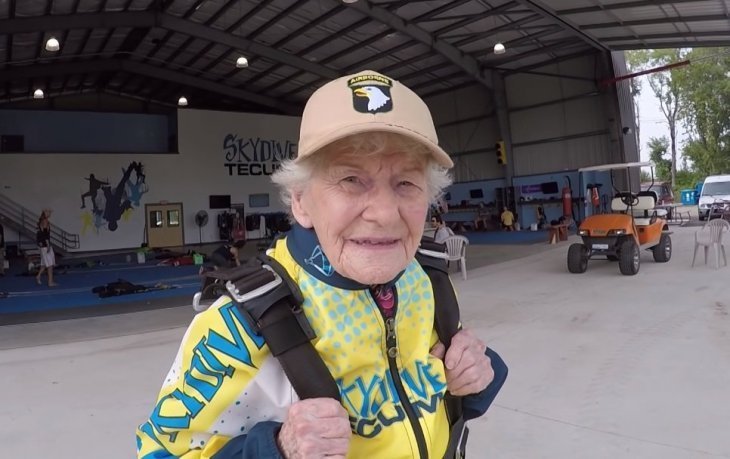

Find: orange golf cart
<box><xmin>568</xmin><ymin>162</ymin><xmax>672</xmax><ymax>276</ymax></box>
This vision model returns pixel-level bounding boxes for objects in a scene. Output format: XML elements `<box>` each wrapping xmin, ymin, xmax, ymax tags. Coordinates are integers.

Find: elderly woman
<box><xmin>137</xmin><ymin>71</ymin><xmax>506</xmax><ymax>459</ymax></box>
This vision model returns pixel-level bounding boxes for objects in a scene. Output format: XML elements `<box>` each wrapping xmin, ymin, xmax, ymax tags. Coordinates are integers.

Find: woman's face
<box><xmin>292</xmin><ymin>149</ymin><xmax>429</xmax><ymax>285</ymax></box>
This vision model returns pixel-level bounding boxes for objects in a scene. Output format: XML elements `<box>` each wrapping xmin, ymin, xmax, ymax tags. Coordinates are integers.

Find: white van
<box><xmin>698</xmin><ymin>174</ymin><xmax>730</xmax><ymax>220</ymax></box>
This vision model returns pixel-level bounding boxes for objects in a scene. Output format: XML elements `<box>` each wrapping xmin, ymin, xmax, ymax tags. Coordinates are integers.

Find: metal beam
<box><xmin>0</xmin><ymin>11</ymin><xmax>340</xmax><ymax>80</ymax></box>
<box><xmin>602</xmin><ymin>30</ymin><xmax>730</xmax><ymax>42</ymax></box>
<box><xmin>582</xmin><ymin>14</ymin><xmax>730</xmax><ymax>30</ymax></box>
<box><xmin>158</xmin><ymin>14</ymin><xmax>340</xmax><ymax>79</ymax></box>
<box><xmin>182</xmin><ymin>0</ymin><xmax>275</xmax><ymax>72</ymax></box>
<box><xmin>0</xmin><ymin>59</ymin><xmax>297</xmax><ymax>114</ymax></box>
<box><xmin>513</xmin><ymin>0</ymin><xmax>609</xmax><ymax>51</ymax></box>
<box><xmin>342</xmin><ymin>0</ymin><xmax>493</xmax><ymax>89</ymax></box>
<box><xmin>613</xmin><ymin>39</ymin><xmax>730</xmax><ymax>49</ymax></box>
<box><xmin>331</xmin><ymin>3</ymin><xmax>530</xmax><ymax>87</ymax></box>
<box><xmin>558</xmin><ymin>0</ymin><xmax>709</xmax><ymax>15</ymax></box>
<box><xmin>0</xmin><ymin>11</ymin><xmax>156</xmax><ymax>34</ymax></box>
<box><xmin>475</xmin><ymin>26</ymin><xmax>564</xmax><ymax>58</ymax></box>
<box><xmin>237</xmin><ymin>3</ymin><xmax>345</xmax><ymax>88</ymax></box>
<box><xmin>505</xmin><ymin>49</ymin><xmax>599</xmax><ymax>75</ymax></box>
<box><xmin>487</xmin><ymin>40</ymin><xmax>587</xmax><ymax>66</ymax></box>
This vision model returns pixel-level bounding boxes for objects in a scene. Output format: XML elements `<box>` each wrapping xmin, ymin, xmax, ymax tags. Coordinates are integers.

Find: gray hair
<box><xmin>271</xmin><ymin>132</ymin><xmax>452</xmax><ymax>219</ymax></box>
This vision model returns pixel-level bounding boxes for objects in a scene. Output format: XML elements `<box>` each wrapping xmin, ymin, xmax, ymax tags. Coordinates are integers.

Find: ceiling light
<box><xmin>178</xmin><ymin>96</ymin><xmax>188</xmax><ymax>107</ymax></box>
<box><xmin>342</xmin><ymin>0</ymin><xmax>359</xmax><ymax>3</ymax></box>
<box><xmin>493</xmin><ymin>42</ymin><xmax>506</xmax><ymax>55</ymax></box>
<box><xmin>33</xmin><ymin>89</ymin><xmax>45</xmax><ymax>99</ymax></box>
<box><xmin>236</xmin><ymin>56</ymin><xmax>249</xmax><ymax>68</ymax></box>
<box><xmin>45</xmin><ymin>37</ymin><xmax>60</xmax><ymax>52</ymax></box>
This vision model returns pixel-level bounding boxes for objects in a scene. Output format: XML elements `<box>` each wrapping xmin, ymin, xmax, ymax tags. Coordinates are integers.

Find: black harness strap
<box><xmin>417</xmin><ymin>242</ymin><xmax>467</xmax><ymax>459</ymax></box>
<box><xmin>226</xmin><ymin>256</ymin><xmax>341</xmax><ymax>402</ymax></box>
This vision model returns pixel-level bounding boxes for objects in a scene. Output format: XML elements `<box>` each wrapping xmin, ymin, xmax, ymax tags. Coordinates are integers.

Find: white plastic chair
<box><xmin>692</xmin><ymin>219</ymin><xmax>730</xmax><ymax>269</ymax></box>
<box><xmin>444</xmin><ymin>235</ymin><xmax>469</xmax><ymax>280</ymax></box>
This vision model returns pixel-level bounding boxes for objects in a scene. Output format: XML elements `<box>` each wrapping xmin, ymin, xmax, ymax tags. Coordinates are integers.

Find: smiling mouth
<box><xmin>351</xmin><ymin>239</ymin><xmax>398</xmax><ymax>246</ymax></box>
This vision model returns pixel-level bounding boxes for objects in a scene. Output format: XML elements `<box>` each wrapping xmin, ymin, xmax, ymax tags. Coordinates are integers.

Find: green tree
<box><xmin>626</xmin><ymin>49</ymin><xmax>685</xmax><ymax>187</ymax></box>
<box><xmin>647</xmin><ymin>136</ymin><xmax>671</xmax><ymax>181</ymax></box>
<box><xmin>674</xmin><ymin>47</ymin><xmax>730</xmax><ymax>176</ymax></box>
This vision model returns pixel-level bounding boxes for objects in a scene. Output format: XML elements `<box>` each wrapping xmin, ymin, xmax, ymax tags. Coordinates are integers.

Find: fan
<box><xmin>195</xmin><ymin>210</ymin><xmax>209</xmax><ymax>244</ymax></box>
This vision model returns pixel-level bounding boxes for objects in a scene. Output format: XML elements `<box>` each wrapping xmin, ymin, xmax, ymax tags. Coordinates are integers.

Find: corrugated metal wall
<box><xmin>427</xmin><ymin>85</ymin><xmax>502</xmax><ymax>181</ymax></box>
<box><xmin>428</xmin><ymin>53</ymin><xmax>628</xmax><ymax>182</ymax></box>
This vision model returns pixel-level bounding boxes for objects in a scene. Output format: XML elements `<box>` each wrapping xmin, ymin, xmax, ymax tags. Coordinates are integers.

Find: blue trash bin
<box><xmin>680</xmin><ymin>189</ymin><xmax>695</xmax><ymax>205</ymax></box>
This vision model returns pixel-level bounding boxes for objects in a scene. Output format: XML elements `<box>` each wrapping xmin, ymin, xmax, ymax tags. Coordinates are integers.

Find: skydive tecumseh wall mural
<box><xmin>80</xmin><ymin>161</ymin><xmax>149</xmax><ymax>234</ymax></box>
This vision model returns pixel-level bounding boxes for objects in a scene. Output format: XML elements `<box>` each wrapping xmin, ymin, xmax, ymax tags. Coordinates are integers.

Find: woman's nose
<box><xmin>361</xmin><ymin>186</ymin><xmax>400</xmax><ymax>224</ymax></box>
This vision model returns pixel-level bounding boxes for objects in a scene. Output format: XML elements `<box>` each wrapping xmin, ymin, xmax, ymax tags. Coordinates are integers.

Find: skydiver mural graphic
<box><xmin>80</xmin><ymin>161</ymin><xmax>149</xmax><ymax>232</ymax></box>
<box><xmin>80</xmin><ymin>174</ymin><xmax>109</xmax><ymax>212</ymax></box>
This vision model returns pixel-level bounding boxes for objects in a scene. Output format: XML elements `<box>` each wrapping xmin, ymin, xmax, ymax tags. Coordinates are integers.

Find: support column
<box><xmin>492</xmin><ymin>72</ymin><xmax>514</xmax><ymax>186</ymax></box>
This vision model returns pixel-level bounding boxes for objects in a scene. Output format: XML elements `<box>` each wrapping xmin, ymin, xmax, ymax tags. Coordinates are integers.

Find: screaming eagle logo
<box><xmin>348</xmin><ymin>75</ymin><xmax>393</xmax><ymax>114</ymax></box>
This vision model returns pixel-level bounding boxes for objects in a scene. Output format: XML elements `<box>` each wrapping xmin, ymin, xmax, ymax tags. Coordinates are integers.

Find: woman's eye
<box><xmin>399</xmin><ymin>180</ymin><xmax>421</xmax><ymax>189</ymax></box>
<box><xmin>342</xmin><ymin>176</ymin><xmax>360</xmax><ymax>184</ymax></box>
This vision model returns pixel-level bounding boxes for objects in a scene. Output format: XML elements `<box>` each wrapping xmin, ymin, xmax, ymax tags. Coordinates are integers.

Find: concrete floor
<box><xmin>2</xmin><ymin>225</ymin><xmax>729</xmax><ymax>458</ymax></box>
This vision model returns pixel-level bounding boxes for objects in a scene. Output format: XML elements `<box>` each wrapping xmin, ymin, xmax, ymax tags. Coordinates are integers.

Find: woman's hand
<box><xmin>278</xmin><ymin>398</ymin><xmax>352</xmax><ymax>459</ymax></box>
<box><xmin>430</xmin><ymin>329</ymin><xmax>494</xmax><ymax>396</ymax></box>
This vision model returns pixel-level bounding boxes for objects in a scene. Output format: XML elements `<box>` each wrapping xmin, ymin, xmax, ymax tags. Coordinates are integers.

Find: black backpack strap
<box><xmin>416</xmin><ymin>241</ymin><xmax>461</xmax><ymax>347</ymax></box>
<box><xmin>210</xmin><ymin>255</ymin><xmax>340</xmax><ymax>401</ymax></box>
<box><xmin>416</xmin><ymin>241</ymin><xmax>467</xmax><ymax>459</ymax></box>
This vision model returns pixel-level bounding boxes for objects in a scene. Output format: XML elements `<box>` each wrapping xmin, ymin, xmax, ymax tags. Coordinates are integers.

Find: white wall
<box><xmin>0</xmin><ymin>109</ymin><xmax>299</xmax><ymax>252</ymax></box>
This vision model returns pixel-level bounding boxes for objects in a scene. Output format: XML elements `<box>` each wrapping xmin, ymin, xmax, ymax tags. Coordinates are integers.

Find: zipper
<box><xmin>375</xmin><ymin>290</ymin><xmax>429</xmax><ymax>459</ymax></box>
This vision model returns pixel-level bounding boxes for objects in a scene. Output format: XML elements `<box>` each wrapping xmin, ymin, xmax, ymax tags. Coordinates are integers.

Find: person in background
<box><xmin>500</xmin><ymin>207</ymin><xmax>515</xmax><ymax>231</ymax></box>
<box><xmin>473</xmin><ymin>202</ymin><xmax>490</xmax><ymax>231</ymax></box>
<box><xmin>137</xmin><ymin>70</ymin><xmax>507</xmax><ymax>459</ymax></box>
<box><xmin>209</xmin><ymin>239</ymin><xmax>245</xmax><ymax>270</ymax></box>
<box><xmin>35</xmin><ymin>209</ymin><xmax>57</xmax><ymax>287</ymax></box>
<box><xmin>536</xmin><ymin>206</ymin><xmax>547</xmax><ymax>229</ymax></box>
<box><xmin>433</xmin><ymin>214</ymin><xmax>455</xmax><ymax>243</ymax></box>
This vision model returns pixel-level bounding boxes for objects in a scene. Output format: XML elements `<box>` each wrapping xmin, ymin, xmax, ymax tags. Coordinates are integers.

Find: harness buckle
<box><xmin>225</xmin><ymin>264</ymin><xmax>282</xmax><ymax>303</ymax></box>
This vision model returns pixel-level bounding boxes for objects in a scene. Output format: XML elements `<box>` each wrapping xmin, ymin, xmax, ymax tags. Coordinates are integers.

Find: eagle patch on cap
<box><xmin>348</xmin><ymin>74</ymin><xmax>393</xmax><ymax>114</ymax></box>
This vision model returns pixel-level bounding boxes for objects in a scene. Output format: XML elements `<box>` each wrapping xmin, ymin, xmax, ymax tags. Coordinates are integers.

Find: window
<box><xmin>469</xmin><ymin>189</ymin><xmax>484</xmax><ymax>199</ymax></box>
<box><xmin>167</xmin><ymin>209</ymin><xmax>180</xmax><ymax>227</ymax></box>
<box><xmin>149</xmin><ymin>211</ymin><xmax>163</xmax><ymax>228</ymax></box>
<box><xmin>249</xmin><ymin>193</ymin><xmax>270</xmax><ymax>208</ymax></box>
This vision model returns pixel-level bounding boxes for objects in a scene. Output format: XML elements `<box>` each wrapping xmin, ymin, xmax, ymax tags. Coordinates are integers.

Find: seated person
<box><xmin>473</xmin><ymin>202</ymin><xmax>490</xmax><ymax>231</ymax></box>
<box><xmin>208</xmin><ymin>240</ymin><xmax>246</xmax><ymax>270</ymax></box>
<box><xmin>432</xmin><ymin>214</ymin><xmax>455</xmax><ymax>243</ymax></box>
<box><xmin>501</xmin><ymin>207</ymin><xmax>515</xmax><ymax>231</ymax></box>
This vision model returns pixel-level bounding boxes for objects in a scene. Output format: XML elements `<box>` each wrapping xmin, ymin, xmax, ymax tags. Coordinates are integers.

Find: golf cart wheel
<box><xmin>619</xmin><ymin>239</ymin><xmax>640</xmax><ymax>276</ymax></box>
<box><xmin>567</xmin><ymin>243</ymin><xmax>589</xmax><ymax>273</ymax></box>
<box><xmin>607</xmin><ymin>255</ymin><xmax>619</xmax><ymax>261</ymax></box>
<box><xmin>652</xmin><ymin>233</ymin><xmax>672</xmax><ymax>262</ymax></box>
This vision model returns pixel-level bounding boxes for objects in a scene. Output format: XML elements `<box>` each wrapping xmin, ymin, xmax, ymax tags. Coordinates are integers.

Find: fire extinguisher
<box><xmin>562</xmin><ymin>183</ymin><xmax>572</xmax><ymax>217</ymax></box>
<box><xmin>591</xmin><ymin>187</ymin><xmax>600</xmax><ymax>208</ymax></box>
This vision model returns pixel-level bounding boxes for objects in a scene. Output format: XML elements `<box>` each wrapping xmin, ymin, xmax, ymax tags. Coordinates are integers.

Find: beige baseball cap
<box><xmin>296</xmin><ymin>70</ymin><xmax>453</xmax><ymax>168</ymax></box>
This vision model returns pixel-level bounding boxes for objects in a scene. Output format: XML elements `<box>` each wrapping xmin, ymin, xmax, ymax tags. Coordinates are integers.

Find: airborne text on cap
<box><xmin>348</xmin><ymin>74</ymin><xmax>392</xmax><ymax>87</ymax></box>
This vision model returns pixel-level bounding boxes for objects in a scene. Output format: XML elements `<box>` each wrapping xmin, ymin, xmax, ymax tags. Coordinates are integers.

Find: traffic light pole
<box><xmin>492</xmin><ymin>73</ymin><xmax>514</xmax><ymax>186</ymax></box>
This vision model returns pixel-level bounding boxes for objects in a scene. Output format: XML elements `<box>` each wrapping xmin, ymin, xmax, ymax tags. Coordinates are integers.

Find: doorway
<box><xmin>146</xmin><ymin>202</ymin><xmax>184</xmax><ymax>248</ymax></box>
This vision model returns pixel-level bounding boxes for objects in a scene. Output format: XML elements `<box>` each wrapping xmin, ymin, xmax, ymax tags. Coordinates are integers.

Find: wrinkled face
<box><xmin>292</xmin><ymin>149</ymin><xmax>429</xmax><ymax>285</ymax></box>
